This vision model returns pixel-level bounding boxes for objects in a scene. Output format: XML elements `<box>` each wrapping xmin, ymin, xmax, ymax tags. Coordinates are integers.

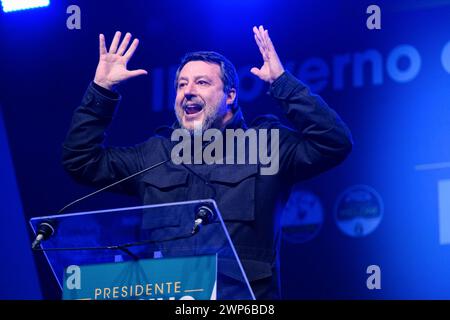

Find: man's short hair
<box><xmin>174</xmin><ymin>51</ymin><xmax>239</xmax><ymax>111</ymax></box>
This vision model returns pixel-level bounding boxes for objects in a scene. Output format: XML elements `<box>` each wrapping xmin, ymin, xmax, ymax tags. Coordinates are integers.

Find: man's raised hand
<box><xmin>94</xmin><ymin>31</ymin><xmax>148</xmax><ymax>90</ymax></box>
<box><xmin>250</xmin><ymin>26</ymin><xmax>285</xmax><ymax>84</ymax></box>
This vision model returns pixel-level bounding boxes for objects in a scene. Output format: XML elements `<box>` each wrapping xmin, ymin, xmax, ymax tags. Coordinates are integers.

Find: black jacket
<box><xmin>62</xmin><ymin>71</ymin><xmax>353</xmax><ymax>299</ymax></box>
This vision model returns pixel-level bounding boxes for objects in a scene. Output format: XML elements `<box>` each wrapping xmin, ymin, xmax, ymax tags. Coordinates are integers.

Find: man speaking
<box><xmin>62</xmin><ymin>26</ymin><xmax>353</xmax><ymax>299</ymax></box>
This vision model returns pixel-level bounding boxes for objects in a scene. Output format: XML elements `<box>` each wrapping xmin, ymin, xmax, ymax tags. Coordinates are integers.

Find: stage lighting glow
<box><xmin>1</xmin><ymin>0</ymin><xmax>50</xmax><ymax>13</ymax></box>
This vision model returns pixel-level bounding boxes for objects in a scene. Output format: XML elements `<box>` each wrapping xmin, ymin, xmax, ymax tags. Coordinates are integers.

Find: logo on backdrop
<box><xmin>281</xmin><ymin>187</ymin><xmax>324</xmax><ymax>243</ymax></box>
<box><xmin>334</xmin><ymin>185</ymin><xmax>383</xmax><ymax>237</ymax></box>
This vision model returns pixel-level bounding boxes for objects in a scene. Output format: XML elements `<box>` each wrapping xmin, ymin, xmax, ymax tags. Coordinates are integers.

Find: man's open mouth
<box><xmin>184</xmin><ymin>104</ymin><xmax>203</xmax><ymax>115</ymax></box>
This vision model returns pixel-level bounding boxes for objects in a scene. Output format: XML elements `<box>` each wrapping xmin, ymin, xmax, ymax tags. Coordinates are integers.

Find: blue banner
<box><xmin>63</xmin><ymin>255</ymin><xmax>217</xmax><ymax>300</ymax></box>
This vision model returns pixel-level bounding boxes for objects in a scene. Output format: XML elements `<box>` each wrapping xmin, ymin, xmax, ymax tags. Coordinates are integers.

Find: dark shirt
<box><xmin>62</xmin><ymin>71</ymin><xmax>353</xmax><ymax>299</ymax></box>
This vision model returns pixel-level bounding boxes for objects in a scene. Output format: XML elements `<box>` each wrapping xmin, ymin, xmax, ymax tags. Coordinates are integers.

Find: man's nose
<box><xmin>184</xmin><ymin>83</ymin><xmax>197</xmax><ymax>99</ymax></box>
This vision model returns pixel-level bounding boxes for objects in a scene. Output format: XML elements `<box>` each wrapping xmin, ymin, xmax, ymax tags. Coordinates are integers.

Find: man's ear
<box><xmin>226</xmin><ymin>88</ymin><xmax>236</xmax><ymax>107</ymax></box>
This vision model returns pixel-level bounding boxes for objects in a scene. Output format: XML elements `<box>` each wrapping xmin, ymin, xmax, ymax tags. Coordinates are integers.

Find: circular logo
<box><xmin>281</xmin><ymin>188</ymin><xmax>323</xmax><ymax>244</ymax></box>
<box><xmin>334</xmin><ymin>185</ymin><xmax>383</xmax><ymax>237</ymax></box>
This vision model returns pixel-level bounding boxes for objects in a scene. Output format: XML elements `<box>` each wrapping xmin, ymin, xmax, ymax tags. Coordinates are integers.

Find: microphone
<box><xmin>31</xmin><ymin>159</ymin><xmax>170</xmax><ymax>250</ymax></box>
<box><xmin>191</xmin><ymin>204</ymin><xmax>216</xmax><ymax>234</ymax></box>
<box><xmin>31</xmin><ymin>220</ymin><xmax>56</xmax><ymax>249</ymax></box>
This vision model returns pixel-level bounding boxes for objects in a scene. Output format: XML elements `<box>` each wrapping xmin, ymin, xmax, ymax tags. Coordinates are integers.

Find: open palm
<box><xmin>94</xmin><ymin>31</ymin><xmax>148</xmax><ymax>90</ymax></box>
<box><xmin>251</xmin><ymin>26</ymin><xmax>285</xmax><ymax>84</ymax></box>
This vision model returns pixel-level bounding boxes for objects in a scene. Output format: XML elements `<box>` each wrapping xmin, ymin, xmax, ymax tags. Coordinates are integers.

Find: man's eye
<box><xmin>198</xmin><ymin>80</ymin><xmax>209</xmax><ymax>85</ymax></box>
<box><xmin>178</xmin><ymin>83</ymin><xmax>187</xmax><ymax>89</ymax></box>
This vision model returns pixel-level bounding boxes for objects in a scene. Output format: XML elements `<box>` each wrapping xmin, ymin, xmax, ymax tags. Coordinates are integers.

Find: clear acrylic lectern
<box><xmin>30</xmin><ymin>199</ymin><xmax>255</xmax><ymax>300</ymax></box>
